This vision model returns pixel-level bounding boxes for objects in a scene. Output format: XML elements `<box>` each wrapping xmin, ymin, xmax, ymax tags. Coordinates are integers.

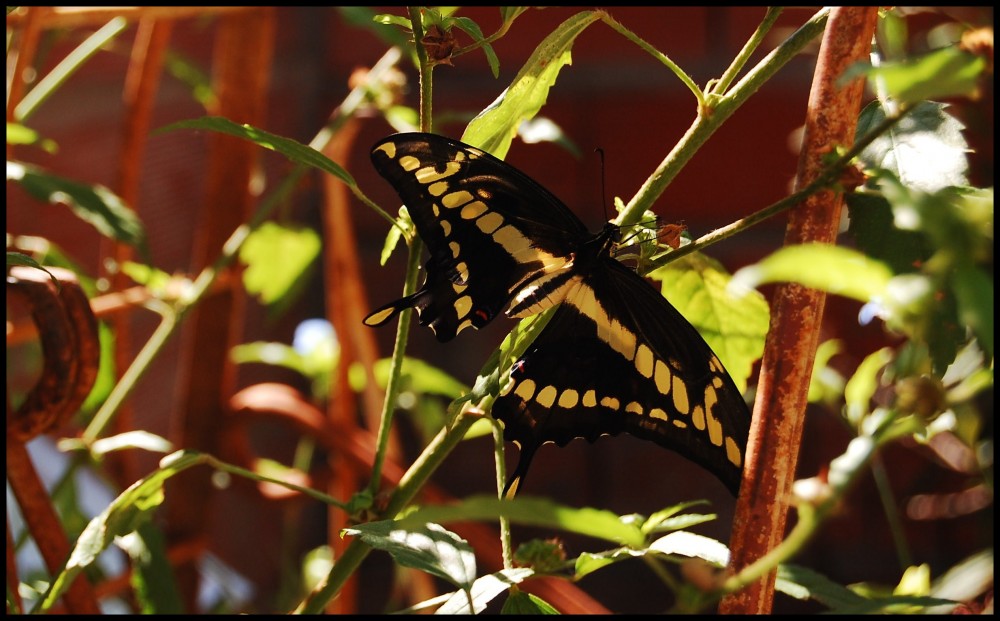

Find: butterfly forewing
<box><xmin>367</xmin><ymin>133</ymin><xmax>588</xmax><ymax>341</ymax></box>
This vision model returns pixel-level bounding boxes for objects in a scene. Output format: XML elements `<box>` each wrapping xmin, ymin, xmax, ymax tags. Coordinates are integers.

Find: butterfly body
<box><xmin>364</xmin><ymin>133</ymin><xmax>751</xmax><ymax>497</ymax></box>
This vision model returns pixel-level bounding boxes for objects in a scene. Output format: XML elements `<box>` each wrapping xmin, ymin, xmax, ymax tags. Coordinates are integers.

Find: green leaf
<box><xmin>575</xmin><ymin>547</ymin><xmax>645</xmax><ymax>579</ymax></box>
<box><xmin>349</xmin><ymin>356</ymin><xmax>468</xmax><ymax>399</ymax></box>
<box><xmin>463</xmin><ymin>10</ymin><xmax>601</xmax><ymax>156</ymax></box>
<box><xmin>776</xmin><ymin>563</ymin><xmax>868</xmax><ymax>609</ymax></box>
<box><xmin>163</xmin><ymin>50</ymin><xmax>215</xmax><ymax>108</ymax></box>
<box><xmin>951</xmin><ymin>263</ymin><xmax>993</xmax><ymax>359</ymax></box>
<box><xmin>844</xmin><ymin>347</ymin><xmax>893</xmax><ymax>428</ymax></box>
<box><xmin>89</xmin><ymin>431</ymin><xmax>173</xmax><ymax>457</ymax></box>
<box><xmin>855</xmin><ymin>101</ymin><xmax>969</xmax><ymax>193</ymax></box>
<box><xmin>731</xmin><ymin>243</ymin><xmax>894</xmax><ymax>304</ymax></box>
<box><xmin>40</xmin><ymin>451</ymin><xmax>205</xmax><ymax>612</ymax></box>
<box><xmin>640</xmin><ymin>499</ymin><xmax>710</xmax><ymax>535</ymax></box>
<box><xmin>231</xmin><ymin>341</ymin><xmax>306</xmax><ymax>373</ymax></box>
<box><xmin>855</xmin><ymin>46</ymin><xmax>987</xmax><ymax>106</ymax></box>
<box><xmin>121</xmin><ymin>261</ymin><xmax>174</xmax><ymax>296</ymax></box>
<box><xmin>834</xmin><ymin>594</ymin><xmax>957</xmax><ymax>614</ymax></box>
<box><xmin>642</xmin><ymin>512</ymin><xmax>717</xmax><ymax>535</ymax></box>
<box><xmin>341</xmin><ymin>7</ymin><xmax>413</xmax><ymax>51</ymax></box>
<box><xmin>239</xmin><ymin>222</ymin><xmax>321</xmax><ymax>306</ymax></box>
<box><xmin>5</xmin><ymin>252</ymin><xmax>60</xmax><ymax>287</ymax></box>
<box><xmin>808</xmin><ymin>339</ymin><xmax>846</xmax><ymax>404</ymax></box>
<box><xmin>436</xmin><ymin>568</ymin><xmax>535</xmax><ymax>614</ymax></box>
<box><xmin>8</xmin><ymin>160</ymin><xmax>149</xmax><ymax>256</ymax></box>
<box><xmin>124</xmin><ymin>522</ymin><xmax>183</xmax><ymax>614</ymax></box>
<box><xmin>161</xmin><ymin>117</ymin><xmax>355</xmax><ymax>185</ymax></box>
<box><xmin>647</xmin><ymin>531</ymin><xmax>730</xmax><ymax>567</ymax></box>
<box><xmin>653</xmin><ymin>253</ymin><xmax>769</xmax><ymax>393</ymax></box>
<box><xmin>342</xmin><ymin>521</ymin><xmax>476</xmax><ymax>591</ymax></box>
<box><xmin>846</xmin><ymin>192</ymin><xmax>933</xmax><ymax>275</ymax></box>
<box><xmin>6</xmin><ymin>122</ymin><xmax>58</xmax><ymax>152</ymax></box>
<box><xmin>452</xmin><ymin>16</ymin><xmax>500</xmax><ymax>78</ymax></box>
<box><xmin>401</xmin><ymin>495</ymin><xmax>645</xmax><ymax>548</ymax></box>
<box><xmin>502</xmin><ymin>589</ymin><xmax>560</xmax><ymax>614</ymax></box>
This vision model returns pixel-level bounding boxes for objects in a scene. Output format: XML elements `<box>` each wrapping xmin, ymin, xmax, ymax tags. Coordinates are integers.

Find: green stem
<box><xmin>15</xmin><ymin>17</ymin><xmax>129</xmax><ymax>121</ymax></box>
<box><xmin>644</xmin><ymin>104</ymin><xmax>909</xmax><ymax>271</ymax></box>
<box><xmin>366</xmin><ymin>6</ymin><xmax>432</xmax><ymax>499</ymax></box>
<box><xmin>601</xmin><ymin>13</ymin><xmax>704</xmax><ymax>106</ymax></box>
<box><xmin>619</xmin><ymin>7</ymin><xmax>831</xmax><ymax>226</ymax></box>
<box><xmin>709</xmin><ymin>7</ymin><xmax>783</xmax><ymax>99</ymax></box>
<box><xmin>297</xmin><ymin>415</ymin><xmax>479</xmax><ymax>614</ymax></box>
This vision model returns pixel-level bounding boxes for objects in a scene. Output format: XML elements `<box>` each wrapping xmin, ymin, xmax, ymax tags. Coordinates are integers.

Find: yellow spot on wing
<box><xmin>726</xmin><ymin>436</ymin><xmax>742</xmax><ymax>467</ymax></box>
<box><xmin>704</xmin><ymin>387</ymin><xmax>723</xmax><ymax>446</ymax></box>
<box><xmin>635</xmin><ymin>344</ymin><xmax>654</xmax><ymax>378</ymax></box>
<box><xmin>582</xmin><ymin>390</ymin><xmax>597</xmax><ymax>407</ymax></box>
<box><xmin>655</xmin><ymin>360</ymin><xmax>671</xmax><ymax>395</ymax></box>
<box><xmin>514</xmin><ymin>379</ymin><xmax>536</xmax><ymax>402</ymax></box>
<box><xmin>558</xmin><ymin>389</ymin><xmax>579</xmax><ymax>408</ymax></box>
<box><xmin>442</xmin><ymin>190</ymin><xmax>474</xmax><ymax>209</ymax></box>
<box><xmin>536</xmin><ymin>385</ymin><xmax>558</xmax><ymax>408</ymax></box>
<box><xmin>600</xmin><ymin>396</ymin><xmax>620</xmax><ymax>410</ymax></box>
<box><xmin>460</xmin><ymin>201</ymin><xmax>488</xmax><ymax>219</ymax></box>
<box><xmin>398</xmin><ymin>154</ymin><xmax>420</xmax><ymax>171</ymax></box>
<box><xmin>672</xmin><ymin>375</ymin><xmax>689</xmax><ymax>414</ymax></box>
<box><xmin>415</xmin><ymin>161</ymin><xmax>460</xmax><ymax>184</ymax></box>
<box><xmin>692</xmin><ymin>405</ymin><xmax>705</xmax><ymax>431</ymax></box>
<box><xmin>454</xmin><ymin>295</ymin><xmax>472</xmax><ymax>320</ymax></box>
<box><xmin>375</xmin><ymin>143</ymin><xmax>396</xmax><ymax>158</ymax></box>
<box><xmin>364</xmin><ymin>307</ymin><xmax>396</xmax><ymax>326</ymax></box>
<box><xmin>477</xmin><ymin>211</ymin><xmax>504</xmax><ymax>234</ymax></box>
<box><xmin>625</xmin><ymin>401</ymin><xmax>643</xmax><ymax>415</ymax></box>
<box><xmin>650</xmin><ymin>408</ymin><xmax>668</xmax><ymax>421</ymax></box>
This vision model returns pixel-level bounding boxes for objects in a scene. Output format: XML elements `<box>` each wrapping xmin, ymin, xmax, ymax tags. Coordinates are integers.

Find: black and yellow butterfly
<box><xmin>364</xmin><ymin>132</ymin><xmax>751</xmax><ymax>497</ymax></box>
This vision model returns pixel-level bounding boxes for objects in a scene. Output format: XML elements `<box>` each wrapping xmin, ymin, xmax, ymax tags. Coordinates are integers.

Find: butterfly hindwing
<box><xmin>366</xmin><ymin>133</ymin><xmax>588</xmax><ymax>341</ymax></box>
<box><xmin>494</xmin><ymin>257</ymin><xmax>749</xmax><ymax>497</ymax></box>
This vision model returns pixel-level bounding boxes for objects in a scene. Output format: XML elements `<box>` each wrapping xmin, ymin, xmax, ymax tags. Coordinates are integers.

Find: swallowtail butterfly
<box><xmin>364</xmin><ymin>133</ymin><xmax>751</xmax><ymax>497</ymax></box>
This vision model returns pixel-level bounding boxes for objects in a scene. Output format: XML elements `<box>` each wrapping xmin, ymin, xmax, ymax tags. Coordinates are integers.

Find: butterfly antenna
<box><xmin>595</xmin><ymin>147</ymin><xmax>609</xmax><ymax>222</ymax></box>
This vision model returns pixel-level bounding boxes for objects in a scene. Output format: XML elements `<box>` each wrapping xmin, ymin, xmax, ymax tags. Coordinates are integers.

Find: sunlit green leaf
<box><xmin>654</xmin><ymin>253</ymin><xmax>769</xmax><ymax>393</ymax></box>
<box><xmin>6</xmin><ymin>122</ymin><xmax>58</xmax><ymax>152</ymax></box>
<box><xmin>844</xmin><ymin>347</ymin><xmax>893</xmax><ymax>428</ymax></box>
<box><xmin>436</xmin><ymin>568</ymin><xmax>535</xmax><ymax>614</ymax></box>
<box><xmin>647</xmin><ymin>531</ymin><xmax>730</xmax><ymax>566</ymax></box>
<box><xmin>463</xmin><ymin>10</ymin><xmax>601</xmax><ymax>156</ymax></box>
<box><xmin>239</xmin><ymin>222</ymin><xmax>321</xmax><ymax>306</ymax></box>
<box><xmin>855</xmin><ymin>101</ymin><xmax>969</xmax><ymax>193</ymax></box>
<box><xmin>853</xmin><ymin>46</ymin><xmax>987</xmax><ymax>106</ymax></box>
<box><xmin>343</xmin><ymin>521</ymin><xmax>476</xmax><ymax>591</ymax></box>
<box><xmin>401</xmin><ymin>495</ymin><xmax>645</xmax><ymax>547</ymax></box>
<box><xmin>731</xmin><ymin>243</ymin><xmax>893</xmax><ymax>304</ymax></box>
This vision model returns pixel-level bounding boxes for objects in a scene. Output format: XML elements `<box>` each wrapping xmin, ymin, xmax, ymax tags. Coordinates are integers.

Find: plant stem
<box><xmin>618</xmin><ymin>8</ymin><xmax>831</xmax><ymax>225</ymax></box>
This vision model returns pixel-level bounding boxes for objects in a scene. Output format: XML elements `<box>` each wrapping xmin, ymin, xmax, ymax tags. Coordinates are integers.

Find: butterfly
<box><xmin>364</xmin><ymin>132</ymin><xmax>751</xmax><ymax>497</ymax></box>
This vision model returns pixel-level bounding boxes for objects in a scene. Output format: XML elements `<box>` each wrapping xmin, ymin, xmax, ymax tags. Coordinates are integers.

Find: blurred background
<box><xmin>6</xmin><ymin>6</ymin><xmax>993</xmax><ymax>614</ymax></box>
